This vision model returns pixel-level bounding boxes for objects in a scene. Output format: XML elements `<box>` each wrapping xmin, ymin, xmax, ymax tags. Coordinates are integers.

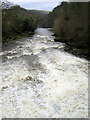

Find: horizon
<box><xmin>1</xmin><ymin>0</ymin><xmax>69</xmax><ymax>11</ymax></box>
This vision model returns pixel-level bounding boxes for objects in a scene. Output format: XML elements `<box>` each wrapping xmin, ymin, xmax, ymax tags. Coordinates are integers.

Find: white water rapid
<box><xmin>0</xmin><ymin>28</ymin><xmax>88</xmax><ymax>118</ymax></box>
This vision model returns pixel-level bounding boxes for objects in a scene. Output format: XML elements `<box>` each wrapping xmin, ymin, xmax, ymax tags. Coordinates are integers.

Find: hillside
<box><xmin>2</xmin><ymin>5</ymin><xmax>50</xmax><ymax>43</ymax></box>
<box><xmin>47</xmin><ymin>2</ymin><xmax>89</xmax><ymax>59</ymax></box>
<box><xmin>2</xmin><ymin>5</ymin><xmax>37</xmax><ymax>43</ymax></box>
<box><xmin>30</xmin><ymin>10</ymin><xmax>49</xmax><ymax>27</ymax></box>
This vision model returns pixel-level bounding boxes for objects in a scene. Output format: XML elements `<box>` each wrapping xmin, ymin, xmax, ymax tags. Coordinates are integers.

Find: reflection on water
<box><xmin>0</xmin><ymin>28</ymin><xmax>88</xmax><ymax>118</ymax></box>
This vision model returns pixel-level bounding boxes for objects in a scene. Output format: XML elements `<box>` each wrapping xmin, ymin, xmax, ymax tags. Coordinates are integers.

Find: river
<box><xmin>0</xmin><ymin>28</ymin><xmax>88</xmax><ymax>118</ymax></box>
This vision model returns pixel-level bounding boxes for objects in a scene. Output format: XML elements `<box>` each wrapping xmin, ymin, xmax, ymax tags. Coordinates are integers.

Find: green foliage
<box><xmin>2</xmin><ymin>6</ymin><xmax>37</xmax><ymax>42</ymax></box>
<box><xmin>47</xmin><ymin>2</ymin><xmax>89</xmax><ymax>58</ymax></box>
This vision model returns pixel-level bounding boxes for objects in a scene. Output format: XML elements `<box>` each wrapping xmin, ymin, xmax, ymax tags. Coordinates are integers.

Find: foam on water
<box><xmin>0</xmin><ymin>28</ymin><xmax>88</xmax><ymax>118</ymax></box>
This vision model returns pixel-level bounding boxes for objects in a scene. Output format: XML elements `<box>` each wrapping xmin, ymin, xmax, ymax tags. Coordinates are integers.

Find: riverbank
<box><xmin>64</xmin><ymin>45</ymin><xmax>88</xmax><ymax>60</ymax></box>
<box><xmin>2</xmin><ymin>31</ymin><xmax>34</xmax><ymax>44</ymax></box>
<box><xmin>47</xmin><ymin>2</ymin><xmax>89</xmax><ymax>60</ymax></box>
<box><xmin>2</xmin><ymin>5</ymin><xmax>37</xmax><ymax>44</ymax></box>
<box><xmin>54</xmin><ymin>36</ymin><xmax>88</xmax><ymax>60</ymax></box>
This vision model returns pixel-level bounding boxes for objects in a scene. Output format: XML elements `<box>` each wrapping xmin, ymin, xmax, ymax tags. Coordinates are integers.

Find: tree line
<box><xmin>45</xmin><ymin>2</ymin><xmax>89</xmax><ymax>59</ymax></box>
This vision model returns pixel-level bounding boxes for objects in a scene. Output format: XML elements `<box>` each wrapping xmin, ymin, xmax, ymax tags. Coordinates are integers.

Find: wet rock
<box><xmin>25</xmin><ymin>76</ymin><xmax>33</xmax><ymax>81</ymax></box>
<box><xmin>54</xmin><ymin>37</ymin><xmax>61</xmax><ymax>42</ymax></box>
<box><xmin>42</xmin><ymin>48</ymin><xmax>46</xmax><ymax>51</ymax></box>
<box><xmin>28</xmin><ymin>32</ymin><xmax>34</xmax><ymax>36</ymax></box>
<box><xmin>1</xmin><ymin>86</ymin><xmax>8</xmax><ymax>90</ymax></box>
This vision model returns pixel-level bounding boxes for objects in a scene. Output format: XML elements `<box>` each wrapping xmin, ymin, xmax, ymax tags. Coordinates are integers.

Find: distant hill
<box><xmin>30</xmin><ymin>10</ymin><xmax>49</xmax><ymax>27</ymax></box>
<box><xmin>30</xmin><ymin>9</ymin><xmax>49</xmax><ymax>15</ymax></box>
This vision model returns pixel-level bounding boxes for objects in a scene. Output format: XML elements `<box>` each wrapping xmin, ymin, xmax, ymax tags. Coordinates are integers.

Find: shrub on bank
<box><xmin>2</xmin><ymin>6</ymin><xmax>37</xmax><ymax>43</ymax></box>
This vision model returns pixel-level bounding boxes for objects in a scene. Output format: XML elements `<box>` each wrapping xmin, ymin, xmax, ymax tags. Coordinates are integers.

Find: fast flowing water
<box><xmin>0</xmin><ymin>28</ymin><xmax>88</xmax><ymax>118</ymax></box>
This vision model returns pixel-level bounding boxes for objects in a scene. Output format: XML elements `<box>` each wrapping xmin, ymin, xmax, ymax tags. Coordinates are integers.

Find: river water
<box><xmin>0</xmin><ymin>28</ymin><xmax>88</xmax><ymax>118</ymax></box>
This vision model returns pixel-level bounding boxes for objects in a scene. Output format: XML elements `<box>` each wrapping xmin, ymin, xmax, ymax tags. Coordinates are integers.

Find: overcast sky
<box><xmin>6</xmin><ymin>0</ymin><xmax>68</xmax><ymax>11</ymax></box>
